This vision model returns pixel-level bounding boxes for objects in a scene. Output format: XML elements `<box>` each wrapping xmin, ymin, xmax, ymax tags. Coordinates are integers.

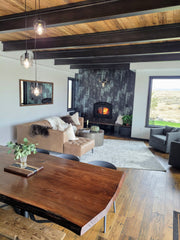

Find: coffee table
<box><xmin>77</xmin><ymin>129</ymin><xmax>104</xmax><ymax>146</ymax></box>
<box><xmin>0</xmin><ymin>146</ymin><xmax>125</xmax><ymax>235</ymax></box>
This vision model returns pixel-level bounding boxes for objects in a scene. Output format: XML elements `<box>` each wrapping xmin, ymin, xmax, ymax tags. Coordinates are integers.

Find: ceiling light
<box><xmin>33</xmin><ymin>0</ymin><xmax>46</xmax><ymax>36</ymax></box>
<box><xmin>20</xmin><ymin>0</ymin><xmax>33</xmax><ymax>69</ymax></box>
<box><xmin>20</xmin><ymin>51</ymin><xmax>33</xmax><ymax>69</ymax></box>
<box><xmin>34</xmin><ymin>19</ymin><xmax>46</xmax><ymax>35</ymax></box>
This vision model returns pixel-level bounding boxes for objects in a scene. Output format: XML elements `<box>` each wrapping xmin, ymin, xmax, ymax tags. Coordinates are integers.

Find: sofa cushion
<box><xmin>163</xmin><ymin>126</ymin><xmax>176</xmax><ymax>135</ymax></box>
<box><xmin>171</xmin><ymin>128</ymin><xmax>180</xmax><ymax>132</ymax></box>
<box><xmin>151</xmin><ymin>134</ymin><xmax>166</xmax><ymax>144</ymax></box>
<box><xmin>65</xmin><ymin>124</ymin><xmax>79</xmax><ymax>141</ymax></box>
<box><xmin>71</xmin><ymin>112</ymin><xmax>80</xmax><ymax>125</ymax></box>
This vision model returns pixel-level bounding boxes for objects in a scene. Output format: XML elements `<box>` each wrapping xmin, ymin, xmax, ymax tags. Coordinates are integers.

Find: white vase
<box><xmin>20</xmin><ymin>156</ymin><xmax>27</xmax><ymax>168</ymax></box>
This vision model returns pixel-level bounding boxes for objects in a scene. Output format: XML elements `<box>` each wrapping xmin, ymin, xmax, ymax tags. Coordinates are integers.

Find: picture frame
<box><xmin>19</xmin><ymin>79</ymin><xmax>53</xmax><ymax>106</ymax></box>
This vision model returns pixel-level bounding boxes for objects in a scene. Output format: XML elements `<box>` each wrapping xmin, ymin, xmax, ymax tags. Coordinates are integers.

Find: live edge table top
<box><xmin>0</xmin><ymin>146</ymin><xmax>125</xmax><ymax>236</ymax></box>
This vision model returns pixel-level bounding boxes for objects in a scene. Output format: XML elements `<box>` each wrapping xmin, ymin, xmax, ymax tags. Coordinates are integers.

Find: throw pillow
<box><xmin>56</xmin><ymin>117</ymin><xmax>69</xmax><ymax>131</ymax></box>
<box><xmin>65</xmin><ymin>124</ymin><xmax>79</xmax><ymax>141</ymax></box>
<box><xmin>163</xmin><ymin>126</ymin><xmax>174</xmax><ymax>135</ymax></box>
<box><xmin>115</xmin><ymin>115</ymin><xmax>123</xmax><ymax>125</ymax></box>
<box><xmin>71</xmin><ymin>112</ymin><xmax>80</xmax><ymax>125</ymax></box>
<box><xmin>61</xmin><ymin>115</ymin><xmax>76</xmax><ymax>125</ymax></box>
<box><xmin>171</xmin><ymin>128</ymin><xmax>179</xmax><ymax>132</ymax></box>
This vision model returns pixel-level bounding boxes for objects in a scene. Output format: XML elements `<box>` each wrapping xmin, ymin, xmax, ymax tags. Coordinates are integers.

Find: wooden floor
<box><xmin>1</xmin><ymin>137</ymin><xmax>180</xmax><ymax>240</ymax></box>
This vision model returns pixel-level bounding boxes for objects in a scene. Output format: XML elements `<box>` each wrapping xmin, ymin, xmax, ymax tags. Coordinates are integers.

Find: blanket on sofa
<box><xmin>46</xmin><ymin>116</ymin><xmax>69</xmax><ymax>131</ymax></box>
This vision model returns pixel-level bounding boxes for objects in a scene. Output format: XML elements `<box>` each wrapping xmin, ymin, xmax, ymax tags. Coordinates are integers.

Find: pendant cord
<box><xmin>39</xmin><ymin>0</ymin><xmax>41</xmax><ymax>20</ymax></box>
<box><xmin>34</xmin><ymin>0</ymin><xmax>38</xmax><ymax>86</ymax></box>
<box><xmin>25</xmin><ymin>0</ymin><xmax>27</xmax><ymax>52</ymax></box>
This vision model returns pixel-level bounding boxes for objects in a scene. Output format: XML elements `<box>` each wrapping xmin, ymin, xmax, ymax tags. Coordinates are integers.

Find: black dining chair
<box><xmin>36</xmin><ymin>148</ymin><xmax>49</xmax><ymax>154</ymax></box>
<box><xmin>88</xmin><ymin>160</ymin><xmax>117</xmax><ymax>233</ymax></box>
<box><xmin>50</xmin><ymin>152</ymin><xmax>80</xmax><ymax>161</ymax></box>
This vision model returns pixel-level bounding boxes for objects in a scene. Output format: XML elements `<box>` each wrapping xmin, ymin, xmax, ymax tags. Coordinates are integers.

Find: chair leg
<box><xmin>113</xmin><ymin>201</ymin><xmax>116</xmax><ymax>213</ymax></box>
<box><xmin>29</xmin><ymin>212</ymin><xmax>51</xmax><ymax>223</ymax></box>
<box><xmin>104</xmin><ymin>215</ymin><xmax>107</xmax><ymax>233</ymax></box>
<box><xmin>24</xmin><ymin>211</ymin><xmax>29</xmax><ymax>218</ymax></box>
<box><xmin>0</xmin><ymin>203</ymin><xmax>8</xmax><ymax>208</ymax></box>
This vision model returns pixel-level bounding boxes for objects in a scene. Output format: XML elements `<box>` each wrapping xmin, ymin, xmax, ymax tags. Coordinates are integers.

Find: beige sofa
<box><xmin>16</xmin><ymin>117</ymin><xmax>95</xmax><ymax>157</ymax></box>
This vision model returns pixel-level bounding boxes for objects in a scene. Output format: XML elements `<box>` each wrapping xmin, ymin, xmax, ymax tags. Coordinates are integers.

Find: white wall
<box><xmin>0</xmin><ymin>49</ymin><xmax>77</xmax><ymax>145</ymax></box>
<box><xmin>131</xmin><ymin>61</ymin><xmax>180</xmax><ymax>139</ymax></box>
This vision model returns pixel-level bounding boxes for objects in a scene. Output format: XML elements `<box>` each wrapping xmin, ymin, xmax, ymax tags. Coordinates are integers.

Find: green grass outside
<box><xmin>149</xmin><ymin>120</ymin><xmax>180</xmax><ymax>128</ymax></box>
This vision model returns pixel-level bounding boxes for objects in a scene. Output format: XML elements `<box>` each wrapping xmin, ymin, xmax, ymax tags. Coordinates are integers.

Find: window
<box><xmin>146</xmin><ymin>77</ymin><xmax>180</xmax><ymax>128</ymax></box>
<box><xmin>67</xmin><ymin>77</ymin><xmax>75</xmax><ymax>111</ymax></box>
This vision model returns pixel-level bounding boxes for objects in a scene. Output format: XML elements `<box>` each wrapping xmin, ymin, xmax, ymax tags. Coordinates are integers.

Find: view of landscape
<box><xmin>149</xmin><ymin>78</ymin><xmax>180</xmax><ymax>127</ymax></box>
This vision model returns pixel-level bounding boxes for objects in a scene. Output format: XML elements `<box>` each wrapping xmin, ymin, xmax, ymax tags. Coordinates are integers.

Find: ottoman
<box><xmin>64</xmin><ymin>137</ymin><xmax>95</xmax><ymax>157</ymax></box>
<box><xmin>77</xmin><ymin>129</ymin><xmax>104</xmax><ymax>147</ymax></box>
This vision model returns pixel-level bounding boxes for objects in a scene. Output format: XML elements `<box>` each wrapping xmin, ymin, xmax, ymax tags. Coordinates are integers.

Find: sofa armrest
<box><xmin>150</xmin><ymin>127</ymin><xmax>164</xmax><ymax>136</ymax></box>
<box><xmin>165</xmin><ymin>131</ymin><xmax>180</xmax><ymax>153</ymax></box>
<box><xmin>16</xmin><ymin>123</ymin><xmax>68</xmax><ymax>153</ymax></box>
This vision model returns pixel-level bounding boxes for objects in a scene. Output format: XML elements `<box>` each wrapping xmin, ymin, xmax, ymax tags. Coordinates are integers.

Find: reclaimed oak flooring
<box><xmin>1</xmin><ymin>137</ymin><xmax>180</xmax><ymax>240</ymax></box>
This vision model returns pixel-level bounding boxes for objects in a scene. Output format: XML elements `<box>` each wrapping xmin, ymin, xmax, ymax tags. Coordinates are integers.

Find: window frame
<box><xmin>67</xmin><ymin>77</ymin><xmax>75</xmax><ymax>111</ymax></box>
<box><xmin>145</xmin><ymin>76</ymin><xmax>180</xmax><ymax>128</ymax></box>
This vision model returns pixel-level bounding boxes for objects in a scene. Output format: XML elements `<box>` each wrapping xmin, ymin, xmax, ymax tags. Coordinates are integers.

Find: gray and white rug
<box><xmin>80</xmin><ymin>139</ymin><xmax>166</xmax><ymax>172</ymax></box>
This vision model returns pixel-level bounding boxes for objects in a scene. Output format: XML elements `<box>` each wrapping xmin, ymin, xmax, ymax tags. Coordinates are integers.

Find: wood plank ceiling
<box><xmin>1</xmin><ymin>0</ymin><xmax>180</xmax><ymax>69</ymax></box>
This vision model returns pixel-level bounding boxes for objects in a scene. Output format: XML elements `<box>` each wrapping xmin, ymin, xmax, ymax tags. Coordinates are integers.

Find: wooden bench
<box><xmin>0</xmin><ymin>208</ymin><xmax>66</xmax><ymax>240</ymax></box>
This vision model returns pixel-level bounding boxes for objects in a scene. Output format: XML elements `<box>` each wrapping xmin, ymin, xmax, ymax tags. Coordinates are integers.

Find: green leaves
<box><xmin>7</xmin><ymin>138</ymin><xmax>37</xmax><ymax>160</ymax></box>
<box><xmin>122</xmin><ymin>115</ymin><xmax>132</xmax><ymax>126</ymax></box>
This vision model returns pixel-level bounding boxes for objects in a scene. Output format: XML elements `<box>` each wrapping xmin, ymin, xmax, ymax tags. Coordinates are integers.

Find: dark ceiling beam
<box><xmin>0</xmin><ymin>0</ymin><xmax>180</xmax><ymax>33</ymax></box>
<box><xmin>3</xmin><ymin>23</ymin><xmax>180</xmax><ymax>51</ymax></box>
<box><xmin>34</xmin><ymin>41</ymin><xmax>180</xmax><ymax>59</ymax></box>
<box><xmin>55</xmin><ymin>53</ymin><xmax>180</xmax><ymax>65</ymax></box>
<box><xmin>70</xmin><ymin>64</ymin><xmax>130</xmax><ymax>69</ymax></box>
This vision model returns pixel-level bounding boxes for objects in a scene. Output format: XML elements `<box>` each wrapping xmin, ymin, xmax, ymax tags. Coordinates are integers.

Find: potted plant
<box><xmin>122</xmin><ymin>115</ymin><xmax>132</xmax><ymax>126</ymax></box>
<box><xmin>7</xmin><ymin>138</ymin><xmax>37</xmax><ymax>168</ymax></box>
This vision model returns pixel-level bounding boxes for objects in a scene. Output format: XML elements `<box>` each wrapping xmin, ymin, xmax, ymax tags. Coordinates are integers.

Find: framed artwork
<box><xmin>19</xmin><ymin>79</ymin><xmax>53</xmax><ymax>106</ymax></box>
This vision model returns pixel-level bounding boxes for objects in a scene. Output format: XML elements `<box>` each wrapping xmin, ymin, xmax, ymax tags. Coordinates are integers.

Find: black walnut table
<box><xmin>0</xmin><ymin>146</ymin><xmax>125</xmax><ymax>235</ymax></box>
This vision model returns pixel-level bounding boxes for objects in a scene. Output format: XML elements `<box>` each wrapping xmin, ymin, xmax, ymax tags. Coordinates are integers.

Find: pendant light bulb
<box><xmin>20</xmin><ymin>51</ymin><xmax>33</xmax><ymax>69</ymax></box>
<box><xmin>34</xmin><ymin>19</ymin><xmax>46</xmax><ymax>35</ymax></box>
<box><xmin>33</xmin><ymin>86</ymin><xmax>40</xmax><ymax>96</ymax></box>
<box><xmin>24</xmin><ymin>59</ymin><xmax>30</xmax><ymax>68</ymax></box>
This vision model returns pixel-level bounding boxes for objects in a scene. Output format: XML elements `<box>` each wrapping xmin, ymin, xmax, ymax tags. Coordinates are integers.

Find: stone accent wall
<box><xmin>74</xmin><ymin>69</ymin><xmax>135</xmax><ymax>122</ymax></box>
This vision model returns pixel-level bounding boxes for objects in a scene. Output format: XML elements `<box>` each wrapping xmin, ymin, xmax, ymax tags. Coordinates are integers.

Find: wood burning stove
<box><xmin>94</xmin><ymin>102</ymin><xmax>112</xmax><ymax>119</ymax></box>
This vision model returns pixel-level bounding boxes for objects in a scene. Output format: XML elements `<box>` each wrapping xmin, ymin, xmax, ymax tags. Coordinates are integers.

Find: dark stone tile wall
<box><xmin>74</xmin><ymin>69</ymin><xmax>135</xmax><ymax>122</ymax></box>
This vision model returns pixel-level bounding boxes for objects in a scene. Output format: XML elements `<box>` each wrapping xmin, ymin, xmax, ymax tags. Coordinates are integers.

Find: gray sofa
<box><xmin>149</xmin><ymin>126</ymin><xmax>180</xmax><ymax>153</ymax></box>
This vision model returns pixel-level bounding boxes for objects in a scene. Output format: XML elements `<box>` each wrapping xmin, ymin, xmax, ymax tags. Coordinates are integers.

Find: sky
<box><xmin>152</xmin><ymin>79</ymin><xmax>180</xmax><ymax>90</ymax></box>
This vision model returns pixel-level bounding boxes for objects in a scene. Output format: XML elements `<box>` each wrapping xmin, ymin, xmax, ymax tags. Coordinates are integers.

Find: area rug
<box><xmin>80</xmin><ymin>139</ymin><xmax>166</xmax><ymax>171</ymax></box>
<box><xmin>173</xmin><ymin>211</ymin><xmax>180</xmax><ymax>240</ymax></box>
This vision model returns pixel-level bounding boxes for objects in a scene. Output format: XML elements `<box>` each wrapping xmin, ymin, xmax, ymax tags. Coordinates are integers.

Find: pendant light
<box><xmin>20</xmin><ymin>0</ymin><xmax>33</xmax><ymax>69</ymax></box>
<box><xmin>33</xmin><ymin>0</ymin><xmax>46</xmax><ymax>35</ymax></box>
<box><xmin>32</xmin><ymin>30</ymin><xmax>40</xmax><ymax>97</ymax></box>
<box><xmin>32</xmin><ymin>3</ymin><xmax>40</xmax><ymax>98</ymax></box>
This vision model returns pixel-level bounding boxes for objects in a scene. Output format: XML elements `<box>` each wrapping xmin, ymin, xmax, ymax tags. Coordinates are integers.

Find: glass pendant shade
<box><xmin>20</xmin><ymin>51</ymin><xmax>33</xmax><ymax>69</ymax></box>
<box><xmin>32</xmin><ymin>82</ymin><xmax>40</xmax><ymax>96</ymax></box>
<box><xmin>34</xmin><ymin>19</ymin><xmax>46</xmax><ymax>35</ymax></box>
<box><xmin>33</xmin><ymin>86</ymin><xmax>40</xmax><ymax>96</ymax></box>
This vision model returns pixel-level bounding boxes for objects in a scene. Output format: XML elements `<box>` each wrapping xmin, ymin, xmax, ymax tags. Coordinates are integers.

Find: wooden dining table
<box><xmin>0</xmin><ymin>146</ymin><xmax>125</xmax><ymax>236</ymax></box>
